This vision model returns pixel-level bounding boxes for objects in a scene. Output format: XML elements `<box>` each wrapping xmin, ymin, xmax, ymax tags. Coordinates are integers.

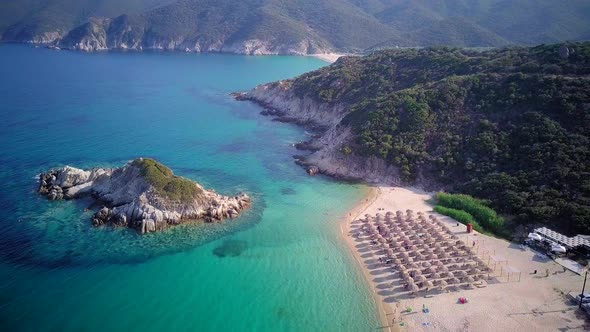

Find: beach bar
<box><xmin>532</xmin><ymin>227</ymin><xmax>590</xmax><ymax>253</ymax></box>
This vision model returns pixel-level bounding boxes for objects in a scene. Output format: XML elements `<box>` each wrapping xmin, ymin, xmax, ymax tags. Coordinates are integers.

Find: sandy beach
<box><xmin>341</xmin><ymin>186</ymin><xmax>590</xmax><ymax>332</ymax></box>
<box><xmin>308</xmin><ymin>53</ymin><xmax>348</xmax><ymax>63</ymax></box>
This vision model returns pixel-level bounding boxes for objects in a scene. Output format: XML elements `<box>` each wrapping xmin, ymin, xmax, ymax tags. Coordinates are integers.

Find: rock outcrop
<box><xmin>235</xmin><ymin>81</ymin><xmax>401</xmax><ymax>185</ymax></box>
<box><xmin>38</xmin><ymin>158</ymin><xmax>251</xmax><ymax>234</ymax></box>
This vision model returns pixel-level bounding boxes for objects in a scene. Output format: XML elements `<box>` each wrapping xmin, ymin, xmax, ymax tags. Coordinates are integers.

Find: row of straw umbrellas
<box><xmin>357</xmin><ymin>210</ymin><xmax>492</xmax><ymax>295</ymax></box>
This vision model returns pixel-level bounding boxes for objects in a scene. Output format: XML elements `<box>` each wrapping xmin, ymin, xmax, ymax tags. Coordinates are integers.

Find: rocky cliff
<box><xmin>51</xmin><ymin>14</ymin><xmax>328</xmax><ymax>54</ymax></box>
<box><xmin>38</xmin><ymin>158</ymin><xmax>251</xmax><ymax>234</ymax></box>
<box><xmin>234</xmin><ymin>79</ymin><xmax>401</xmax><ymax>185</ymax></box>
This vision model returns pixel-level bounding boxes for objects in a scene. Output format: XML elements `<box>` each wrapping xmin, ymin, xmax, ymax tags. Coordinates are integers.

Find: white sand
<box><xmin>308</xmin><ymin>53</ymin><xmax>347</xmax><ymax>63</ymax></box>
<box><xmin>342</xmin><ymin>186</ymin><xmax>589</xmax><ymax>332</ymax></box>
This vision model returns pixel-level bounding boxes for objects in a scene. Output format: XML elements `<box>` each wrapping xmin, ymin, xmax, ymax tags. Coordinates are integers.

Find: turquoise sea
<box><xmin>0</xmin><ymin>45</ymin><xmax>379</xmax><ymax>331</ymax></box>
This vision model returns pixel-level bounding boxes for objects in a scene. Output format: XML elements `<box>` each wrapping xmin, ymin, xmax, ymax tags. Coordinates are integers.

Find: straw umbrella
<box><xmin>465</xmin><ymin>276</ymin><xmax>475</xmax><ymax>288</ymax></box>
<box><xmin>458</xmin><ymin>270</ymin><xmax>468</xmax><ymax>279</ymax></box>
<box><xmin>401</xmin><ymin>270</ymin><xmax>410</xmax><ymax>279</ymax></box>
<box><xmin>438</xmin><ymin>279</ymin><xmax>448</xmax><ymax>291</ymax></box>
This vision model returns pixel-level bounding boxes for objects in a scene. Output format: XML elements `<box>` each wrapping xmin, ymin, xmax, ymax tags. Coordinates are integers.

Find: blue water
<box><xmin>0</xmin><ymin>45</ymin><xmax>379</xmax><ymax>331</ymax></box>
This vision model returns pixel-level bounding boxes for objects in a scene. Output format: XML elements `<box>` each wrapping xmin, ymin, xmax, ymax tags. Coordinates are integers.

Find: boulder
<box><xmin>306</xmin><ymin>166</ymin><xmax>320</xmax><ymax>176</ymax></box>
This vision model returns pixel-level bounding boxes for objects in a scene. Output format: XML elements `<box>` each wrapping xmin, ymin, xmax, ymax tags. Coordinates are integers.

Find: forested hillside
<box><xmin>262</xmin><ymin>43</ymin><xmax>590</xmax><ymax>234</ymax></box>
<box><xmin>0</xmin><ymin>0</ymin><xmax>171</xmax><ymax>42</ymax></box>
<box><xmin>2</xmin><ymin>0</ymin><xmax>590</xmax><ymax>53</ymax></box>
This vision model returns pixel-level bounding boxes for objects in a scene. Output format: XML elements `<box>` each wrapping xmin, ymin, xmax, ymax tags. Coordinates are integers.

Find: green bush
<box><xmin>132</xmin><ymin>158</ymin><xmax>203</xmax><ymax>203</ymax></box>
<box><xmin>434</xmin><ymin>205</ymin><xmax>484</xmax><ymax>233</ymax></box>
<box><xmin>436</xmin><ymin>192</ymin><xmax>504</xmax><ymax>232</ymax></box>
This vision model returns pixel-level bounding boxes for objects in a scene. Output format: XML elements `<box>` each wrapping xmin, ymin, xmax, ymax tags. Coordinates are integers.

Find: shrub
<box><xmin>434</xmin><ymin>206</ymin><xmax>484</xmax><ymax>233</ymax></box>
<box><xmin>132</xmin><ymin>158</ymin><xmax>202</xmax><ymax>203</ymax></box>
<box><xmin>436</xmin><ymin>192</ymin><xmax>504</xmax><ymax>233</ymax></box>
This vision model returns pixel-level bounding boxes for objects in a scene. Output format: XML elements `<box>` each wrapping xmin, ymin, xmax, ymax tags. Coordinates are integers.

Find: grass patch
<box><xmin>436</xmin><ymin>192</ymin><xmax>505</xmax><ymax>235</ymax></box>
<box><xmin>132</xmin><ymin>158</ymin><xmax>203</xmax><ymax>203</ymax></box>
<box><xmin>434</xmin><ymin>206</ymin><xmax>485</xmax><ymax>233</ymax></box>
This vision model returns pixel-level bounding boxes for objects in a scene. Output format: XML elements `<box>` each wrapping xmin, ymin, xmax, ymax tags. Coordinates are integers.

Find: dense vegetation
<box><xmin>2</xmin><ymin>0</ymin><xmax>590</xmax><ymax>50</ymax></box>
<box><xmin>0</xmin><ymin>0</ymin><xmax>170</xmax><ymax>41</ymax></box>
<box><xmin>288</xmin><ymin>42</ymin><xmax>590</xmax><ymax>235</ymax></box>
<box><xmin>436</xmin><ymin>193</ymin><xmax>504</xmax><ymax>235</ymax></box>
<box><xmin>433</xmin><ymin>206</ymin><xmax>484</xmax><ymax>234</ymax></box>
<box><xmin>133</xmin><ymin>158</ymin><xmax>202</xmax><ymax>203</ymax></box>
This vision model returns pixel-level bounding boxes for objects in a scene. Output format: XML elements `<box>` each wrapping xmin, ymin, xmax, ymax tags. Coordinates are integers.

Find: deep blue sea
<box><xmin>0</xmin><ymin>45</ymin><xmax>379</xmax><ymax>331</ymax></box>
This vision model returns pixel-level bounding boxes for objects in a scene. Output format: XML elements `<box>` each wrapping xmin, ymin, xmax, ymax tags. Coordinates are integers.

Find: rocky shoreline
<box><xmin>38</xmin><ymin>158</ymin><xmax>251</xmax><ymax>234</ymax></box>
<box><xmin>233</xmin><ymin>83</ymin><xmax>401</xmax><ymax>185</ymax></box>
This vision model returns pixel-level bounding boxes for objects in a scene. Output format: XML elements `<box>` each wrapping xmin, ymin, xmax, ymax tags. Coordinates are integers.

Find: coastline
<box><xmin>3</xmin><ymin>42</ymin><xmax>351</xmax><ymax>64</ymax></box>
<box><xmin>338</xmin><ymin>186</ymin><xmax>588</xmax><ymax>331</ymax></box>
<box><xmin>339</xmin><ymin>186</ymin><xmax>397</xmax><ymax>332</ymax></box>
<box><xmin>307</xmin><ymin>53</ymin><xmax>347</xmax><ymax>63</ymax></box>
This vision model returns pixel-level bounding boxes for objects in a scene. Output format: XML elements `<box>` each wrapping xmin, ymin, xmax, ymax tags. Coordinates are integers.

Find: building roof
<box><xmin>534</xmin><ymin>227</ymin><xmax>590</xmax><ymax>249</ymax></box>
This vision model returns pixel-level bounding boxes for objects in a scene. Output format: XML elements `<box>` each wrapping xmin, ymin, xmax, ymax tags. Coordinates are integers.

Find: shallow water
<box><xmin>0</xmin><ymin>45</ymin><xmax>379</xmax><ymax>331</ymax></box>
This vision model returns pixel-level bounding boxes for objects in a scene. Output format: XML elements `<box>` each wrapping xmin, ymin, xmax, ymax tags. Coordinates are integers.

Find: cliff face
<box><xmin>52</xmin><ymin>15</ymin><xmax>327</xmax><ymax>54</ymax></box>
<box><xmin>38</xmin><ymin>158</ymin><xmax>251</xmax><ymax>234</ymax></box>
<box><xmin>236</xmin><ymin>81</ymin><xmax>401</xmax><ymax>185</ymax></box>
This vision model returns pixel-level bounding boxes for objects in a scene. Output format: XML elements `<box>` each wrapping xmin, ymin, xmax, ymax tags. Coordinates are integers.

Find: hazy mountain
<box><xmin>2</xmin><ymin>0</ymin><xmax>589</xmax><ymax>54</ymax></box>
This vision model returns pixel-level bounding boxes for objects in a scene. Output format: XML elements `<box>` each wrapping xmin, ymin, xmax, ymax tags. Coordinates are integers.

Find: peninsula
<box><xmin>38</xmin><ymin>158</ymin><xmax>251</xmax><ymax>234</ymax></box>
<box><xmin>236</xmin><ymin>42</ymin><xmax>590</xmax><ymax>235</ymax></box>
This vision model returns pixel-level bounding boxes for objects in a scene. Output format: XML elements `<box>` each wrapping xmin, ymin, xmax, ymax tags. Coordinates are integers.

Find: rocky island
<box><xmin>38</xmin><ymin>158</ymin><xmax>251</xmax><ymax>234</ymax></box>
